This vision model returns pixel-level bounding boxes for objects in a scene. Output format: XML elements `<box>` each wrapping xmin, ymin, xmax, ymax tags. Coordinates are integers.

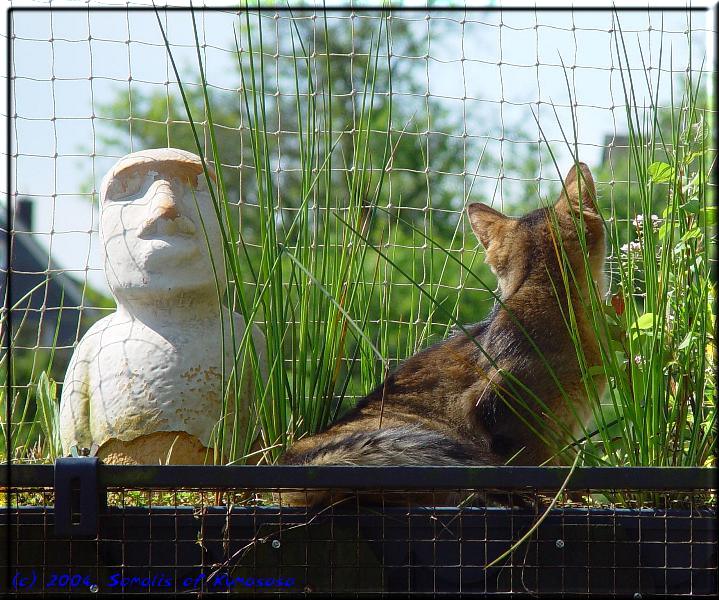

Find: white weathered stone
<box><xmin>59</xmin><ymin>148</ymin><xmax>266</xmax><ymax>464</ymax></box>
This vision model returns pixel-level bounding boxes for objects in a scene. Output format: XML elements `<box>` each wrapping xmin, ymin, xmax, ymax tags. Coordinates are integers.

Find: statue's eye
<box><xmin>104</xmin><ymin>174</ymin><xmax>143</xmax><ymax>202</ymax></box>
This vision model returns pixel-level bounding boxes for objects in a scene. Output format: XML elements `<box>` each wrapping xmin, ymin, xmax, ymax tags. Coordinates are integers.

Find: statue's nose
<box><xmin>148</xmin><ymin>179</ymin><xmax>180</xmax><ymax>221</ymax></box>
<box><xmin>137</xmin><ymin>178</ymin><xmax>196</xmax><ymax>238</ymax></box>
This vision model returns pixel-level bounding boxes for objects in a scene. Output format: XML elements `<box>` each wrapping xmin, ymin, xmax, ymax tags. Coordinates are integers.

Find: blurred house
<box><xmin>601</xmin><ymin>134</ymin><xmax>631</xmax><ymax>168</ymax></box>
<box><xmin>1</xmin><ymin>198</ymin><xmax>85</xmax><ymax>352</ymax></box>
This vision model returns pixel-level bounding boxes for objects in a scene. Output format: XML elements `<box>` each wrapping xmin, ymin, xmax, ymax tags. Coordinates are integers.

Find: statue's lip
<box><xmin>150</xmin><ymin>238</ymin><xmax>187</xmax><ymax>248</ymax></box>
<box><xmin>143</xmin><ymin>236</ymin><xmax>201</xmax><ymax>262</ymax></box>
<box><xmin>136</xmin><ymin>216</ymin><xmax>197</xmax><ymax>240</ymax></box>
<box><xmin>138</xmin><ymin>232</ymin><xmax>196</xmax><ymax>244</ymax></box>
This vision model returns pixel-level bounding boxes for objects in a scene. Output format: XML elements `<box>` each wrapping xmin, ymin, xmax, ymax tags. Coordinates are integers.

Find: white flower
<box><xmin>632</xmin><ymin>213</ymin><xmax>662</xmax><ymax>232</ymax></box>
<box><xmin>620</xmin><ymin>241</ymin><xmax>642</xmax><ymax>254</ymax></box>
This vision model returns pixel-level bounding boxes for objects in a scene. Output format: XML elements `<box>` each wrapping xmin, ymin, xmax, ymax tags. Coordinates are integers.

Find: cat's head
<box><xmin>467</xmin><ymin>163</ymin><xmax>606</xmax><ymax>300</ymax></box>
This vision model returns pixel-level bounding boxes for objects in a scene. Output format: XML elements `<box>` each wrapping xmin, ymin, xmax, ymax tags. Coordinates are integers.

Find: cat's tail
<box><xmin>282</xmin><ymin>426</ymin><xmax>478</xmax><ymax>467</ymax></box>
<box><xmin>278</xmin><ymin>426</ymin><xmax>499</xmax><ymax>507</ymax></box>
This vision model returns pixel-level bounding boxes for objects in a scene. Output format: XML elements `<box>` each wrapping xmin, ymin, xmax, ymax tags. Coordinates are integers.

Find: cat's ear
<box><xmin>555</xmin><ymin>162</ymin><xmax>598</xmax><ymax>215</ymax></box>
<box><xmin>467</xmin><ymin>203</ymin><xmax>511</xmax><ymax>248</ymax></box>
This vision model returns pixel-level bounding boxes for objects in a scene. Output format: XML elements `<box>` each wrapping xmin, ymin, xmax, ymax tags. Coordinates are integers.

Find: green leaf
<box><xmin>633</xmin><ymin>312</ymin><xmax>656</xmax><ymax>330</ymax></box>
<box><xmin>35</xmin><ymin>372</ymin><xmax>61</xmax><ymax>460</ymax></box>
<box><xmin>648</xmin><ymin>162</ymin><xmax>673</xmax><ymax>183</ymax></box>
<box><xmin>680</xmin><ymin>228</ymin><xmax>702</xmax><ymax>242</ymax></box>
<box><xmin>610</xmin><ymin>340</ymin><xmax>626</xmax><ymax>354</ymax></box>
<box><xmin>684</xmin><ymin>150</ymin><xmax>705</xmax><ymax>165</ymax></box>
<box><xmin>682</xmin><ymin>197</ymin><xmax>700</xmax><ymax>213</ymax></box>
<box><xmin>608</xmin><ymin>323</ymin><xmax>624</xmax><ymax>342</ymax></box>
<box><xmin>677</xmin><ymin>332</ymin><xmax>694</xmax><ymax>351</ymax></box>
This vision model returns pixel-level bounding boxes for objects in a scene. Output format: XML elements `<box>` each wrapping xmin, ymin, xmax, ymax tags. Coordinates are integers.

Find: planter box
<box><xmin>4</xmin><ymin>505</ymin><xmax>717</xmax><ymax>595</ymax></box>
<box><xmin>2</xmin><ymin>465</ymin><xmax>716</xmax><ymax>596</ymax></box>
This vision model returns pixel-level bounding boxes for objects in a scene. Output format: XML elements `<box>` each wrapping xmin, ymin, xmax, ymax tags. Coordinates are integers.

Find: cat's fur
<box><xmin>281</xmin><ymin>163</ymin><xmax>606</xmax><ymax>505</ymax></box>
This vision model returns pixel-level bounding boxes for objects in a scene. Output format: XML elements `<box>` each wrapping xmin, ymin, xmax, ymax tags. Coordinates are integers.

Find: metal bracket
<box><xmin>54</xmin><ymin>456</ymin><xmax>102</xmax><ymax>537</ymax></box>
<box><xmin>70</xmin><ymin>443</ymin><xmax>99</xmax><ymax>458</ymax></box>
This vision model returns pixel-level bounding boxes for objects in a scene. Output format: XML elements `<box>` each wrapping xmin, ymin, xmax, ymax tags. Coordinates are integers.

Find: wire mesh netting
<box><xmin>2</xmin><ymin>5</ymin><xmax>717</xmax><ymax>596</ymax></box>
<box><xmin>2</xmin><ymin>6</ymin><xmax>716</xmax><ymax>596</ymax></box>
<box><xmin>3</xmin><ymin>466</ymin><xmax>717</xmax><ymax>595</ymax></box>
<box><xmin>4</xmin><ymin>4</ymin><xmax>714</xmax><ymax>379</ymax></box>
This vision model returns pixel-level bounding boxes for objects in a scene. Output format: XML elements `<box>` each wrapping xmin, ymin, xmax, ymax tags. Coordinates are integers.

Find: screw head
<box><xmin>271</xmin><ymin>539</ymin><xmax>281</xmax><ymax>549</ymax></box>
<box><xmin>555</xmin><ymin>539</ymin><xmax>565</xmax><ymax>549</ymax></box>
<box><xmin>89</xmin><ymin>584</ymin><xmax>99</xmax><ymax>593</ymax></box>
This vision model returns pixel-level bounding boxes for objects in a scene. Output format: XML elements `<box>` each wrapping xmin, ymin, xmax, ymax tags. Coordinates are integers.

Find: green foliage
<box><xmin>593</xmin><ymin>83</ymin><xmax>708</xmax><ymax>247</ymax></box>
<box><xmin>7</xmin><ymin>12</ymin><xmax>713</xmax><ymax>473</ymax></box>
<box><xmin>559</xmin><ymin>31</ymin><xmax>716</xmax><ymax>469</ymax></box>
<box><xmin>1</xmin><ymin>370</ymin><xmax>61</xmax><ymax>462</ymax></box>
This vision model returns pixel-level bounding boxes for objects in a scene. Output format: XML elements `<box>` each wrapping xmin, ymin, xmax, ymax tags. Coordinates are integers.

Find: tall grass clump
<box><xmin>1</xmin><ymin>288</ymin><xmax>64</xmax><ymax>462</ymax></box>
<box><xmin>157</xmin><ymin>8</ymin><xmax>406</xmax><ymax>464</ymax></box>
<box><xmin>543</xmin><ymin>22</ymin><xmax>716</xmax><ymax>469</ymax></box>
<box><xmin>1</xmin><ymin>8</ymin><xmax>712</xmax><ymax>474</ymax></box>
<box><xmin>157</xmin><ymin>8</ymin><xmax>714</xmax><ymax>470</ymax></box>
<box><xmin>159</xmin><ymin>8</ymin><xmax>560</xmax><ymax>465</ymax></box>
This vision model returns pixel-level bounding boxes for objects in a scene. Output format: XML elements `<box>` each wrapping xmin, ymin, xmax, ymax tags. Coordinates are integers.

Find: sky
<box><xmin>4</xmin><ymin>5</ymin><xmax>713</xmax><ymax>296</ymax></box>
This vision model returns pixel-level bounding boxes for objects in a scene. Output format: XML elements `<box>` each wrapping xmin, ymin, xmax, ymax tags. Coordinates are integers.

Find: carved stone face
<box><xmin>100</xmin><ymin>149</ymin><xmax>225</xmax><ymax>300</ymax></box>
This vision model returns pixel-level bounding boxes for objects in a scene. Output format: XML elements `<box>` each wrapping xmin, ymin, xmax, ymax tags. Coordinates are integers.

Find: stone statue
<box><xmin>59</xmin><ymin>148</ymin><xmax>266</xmax><ymax>464</ymax></box>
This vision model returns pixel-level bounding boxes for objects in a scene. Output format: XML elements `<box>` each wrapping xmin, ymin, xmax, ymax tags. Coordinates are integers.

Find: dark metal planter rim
<box><xmin>3</xmin><ymin>464</ymin><xmax>716</xmax><ymax>490</ymax></box>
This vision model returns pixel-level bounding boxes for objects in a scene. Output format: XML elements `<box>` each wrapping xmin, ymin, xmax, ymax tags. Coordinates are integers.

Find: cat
<box><xmin>280</xmin><ymin>163</ymin><xmax>606</xmax><ymax>506</ymax></box>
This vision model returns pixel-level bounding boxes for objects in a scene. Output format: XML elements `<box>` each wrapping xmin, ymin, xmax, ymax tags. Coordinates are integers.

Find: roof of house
<box><xmin>2</xmin><ymin>200</ymin><xmax>86</xmax><ymax>344</ymax></box>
